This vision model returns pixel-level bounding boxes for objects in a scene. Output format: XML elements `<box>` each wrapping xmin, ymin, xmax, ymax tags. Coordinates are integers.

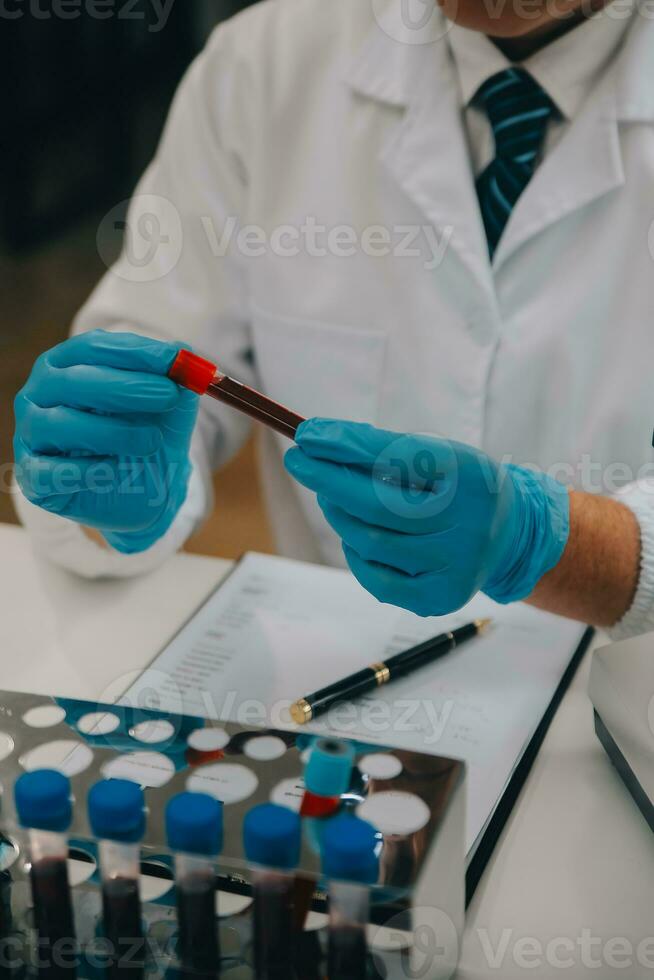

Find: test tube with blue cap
<box><xmin>322</xmin><ymin>813</ymin><xmax>380</xmax><ymax>980</ymax></box>
<box><xmin>243</xmin><ymin>802</ymin><xmax>302</xmax><ymax>980</ymax></box>
<box><xmin>14</xmin><ymin>769</ymin><xmax>76</xmax><ymax>978</ymax></box>
<box><xmin>165</xmin><ymin>791</ymin><xmax>223</xmax><ymax>978</ymax></box>
<box><xmin>87</xmin><ymin>779</ymin><xmax>145</xmax><ymax>980</ymax></box>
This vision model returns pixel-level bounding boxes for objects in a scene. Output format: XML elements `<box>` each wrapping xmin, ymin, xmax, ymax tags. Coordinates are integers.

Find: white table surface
<box><xmin>2</xmin><ymin>522</ymin><xmax>652</xmax><ymax>979</ymax></box>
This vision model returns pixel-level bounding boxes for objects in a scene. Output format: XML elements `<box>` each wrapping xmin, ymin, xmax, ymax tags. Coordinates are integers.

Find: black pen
<box><xmin>290</xmin><ymin>618</ymin><xmax>492</xmax><ymax>724</ymax></box>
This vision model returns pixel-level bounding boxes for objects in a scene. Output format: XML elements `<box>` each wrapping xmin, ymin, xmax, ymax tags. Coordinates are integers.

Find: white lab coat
<box><xmin>16</xmin><ymin>0</ymin><xmax>654</xmax><ymax>637</ymax></box>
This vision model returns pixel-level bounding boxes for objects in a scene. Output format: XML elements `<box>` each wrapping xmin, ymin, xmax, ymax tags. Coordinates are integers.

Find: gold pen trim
<box><xmin>290</xmin><ymin>698</ymin><xmax>313</xmax><ymax>725</ymax></box>
<box><xmin>370</xmin><ymin>662</ymin><xmax>390</xmax><ymax>686</ymax></box>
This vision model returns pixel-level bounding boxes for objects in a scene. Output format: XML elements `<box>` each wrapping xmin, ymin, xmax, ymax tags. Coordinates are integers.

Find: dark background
<box><xmin>1</xmin><ymin>0</ymin><xmax>274</xmax><ymax>557</ymax></box>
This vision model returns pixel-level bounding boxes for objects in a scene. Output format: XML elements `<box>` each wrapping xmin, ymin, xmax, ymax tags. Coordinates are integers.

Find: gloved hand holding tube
<box><xmin>14</xmin><ymin>334</ymin><xmax>570</xmax><ymax>615</ymax></box>
<box><xmin>13</xmin><ymin>329</ymin><xmax>198</xmax><ymax>554</ymax></box>
<box><xmin>284</xmin><ymin>419</ymin><xmax>571</xmax><ymax>617</ymax></box>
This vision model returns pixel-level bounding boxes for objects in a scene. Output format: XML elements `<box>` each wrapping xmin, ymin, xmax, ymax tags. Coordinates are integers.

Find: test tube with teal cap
<box><xmin>322</xmin><ymin>813</ymin><xmax>380</xmax><ymax>980</ymax></box>
<box><xmin>301</xmin><ymin>737</ymin><xmax>355</xmax><ymax>819</ymax></box>
<box><xmin>87</xmin><ymin>779</ymin><xmax>145</xmax><ymax>980</ymax></box>
<box><xmin>243</xmin><ymin>803</ymin><xmax>302</xmax><ymax>980</ymax></box>
<box><xmin>14</xmin><ymin>769</ymin><xmax>77</xmax><ymax>979</ymax></box>
<box><xmin>165</xmin><ymin>791</ymin><xmax>223</xmax><ymax>979</ymax></box>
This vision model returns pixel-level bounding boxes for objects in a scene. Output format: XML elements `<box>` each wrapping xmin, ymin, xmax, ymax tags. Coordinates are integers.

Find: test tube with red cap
<box><xmin>168</xmin><ymin>350</ymin><xmax>305</xmax><ymax>440</ymax></box>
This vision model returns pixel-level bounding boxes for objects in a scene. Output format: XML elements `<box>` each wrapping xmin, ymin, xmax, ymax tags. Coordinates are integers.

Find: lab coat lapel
<box><xmin>491</xmin><ymin>9</ymin><xmax>654</xmax><ymax>273</ymax></box>
<box><xmin>381</xmin><ymin>69</ymin><xmax>495</xmax><ymax>301</ymax></box>
<box><xmin>345</xmin><ymin>17</ymin><xmax>495</xmax><ymax>304</ymax></box>
<box><xmin>492</xmin><ymin>78</ymin><xmax>624</xmax><ymax>272</ymax></box>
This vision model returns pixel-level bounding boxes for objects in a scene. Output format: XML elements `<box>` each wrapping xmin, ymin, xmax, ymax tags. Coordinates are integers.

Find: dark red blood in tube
<box><xmin>30</xmin><ymin>858</ymin><xmax>76</xmax><ymax>979</ymax></box>
<box><xmin>102</xmin><ymin>876</ymin><xmax>144</xmax><ymax>980</ymax></box>
<box><xmin>185</xmin><ymin>747</ymin><xmax>225</xmax><ymax>768</ymax></box>
<box><xmin>168</xmin><ymin>350</ymin><xmax>305</xmax><ymax>440</ymax></box>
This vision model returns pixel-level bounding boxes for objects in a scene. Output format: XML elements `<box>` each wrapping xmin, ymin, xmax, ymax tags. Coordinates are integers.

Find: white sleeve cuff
<box><xmin>13</xmin><ymin>458</ymin><xmax>209</xmax><ymax>581</ymax></box>
<box><xmin>608</xmin><ymin>481</ymin><xmax>654</xmax><ymax>641</ymax></box>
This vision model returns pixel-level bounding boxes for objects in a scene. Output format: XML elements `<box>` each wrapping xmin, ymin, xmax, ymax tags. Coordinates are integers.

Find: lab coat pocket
<box><xmin>251</xmin><ymin>304</ymin><xmax>387</xmax><ymax>424</ymax></box>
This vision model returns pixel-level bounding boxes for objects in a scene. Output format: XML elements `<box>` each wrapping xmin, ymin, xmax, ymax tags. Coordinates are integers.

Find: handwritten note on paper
<box><xmin>124</xmin><ymin>553</ymin><xmax>585</xmax><ymax>854</ymax></box>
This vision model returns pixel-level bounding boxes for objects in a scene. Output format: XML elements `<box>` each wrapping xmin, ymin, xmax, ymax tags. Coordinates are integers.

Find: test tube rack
<box><xmin>0</xmin><ymin>688</ymin><xmax>465</xmax><ymax>979</ymax></box>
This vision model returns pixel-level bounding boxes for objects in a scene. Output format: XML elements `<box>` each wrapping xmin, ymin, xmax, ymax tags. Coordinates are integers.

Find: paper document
<box><xmin>125</xmin><ymin>553</ymin><xmax>586</xmax><ymax>855</ymax></box>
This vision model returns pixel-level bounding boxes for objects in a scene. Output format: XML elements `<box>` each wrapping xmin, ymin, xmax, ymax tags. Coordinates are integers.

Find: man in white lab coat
<box><xmin>13</xmin><ymin>0</ymin><xmax>654</xmax><ymax>637</ymax></box>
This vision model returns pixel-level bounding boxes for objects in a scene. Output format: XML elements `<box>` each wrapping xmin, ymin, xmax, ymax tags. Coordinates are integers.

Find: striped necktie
<box><xmin>475</xmin><ymin>68</ymin><xmax>556</xmax><ymax>258</ymax></box>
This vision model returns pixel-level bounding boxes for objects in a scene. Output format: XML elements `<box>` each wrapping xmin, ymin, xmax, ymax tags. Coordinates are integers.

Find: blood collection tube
<box><xmin>292</xmin><ymin>738</ymin><xmax>356</xmax><ymax>935</ymax></box>
<box><xmin>168</xmin><ymin>350</ymin><xmax>305</xmax><ymax>441</ymax></box>
<box><xmin>87</xmin><ymin>779</ymin><xmax>145</xmax><ymax>980</ymax></box>
<box><xmin>300</xmin><ymin>737</ymin><xmax>355</xmax><ymax>819</ymax></box>
<box><xmin>0</xmin><ymin>864</ymin><xmax>10</xmax><ymax>946</ymax></box>
<box><xmin>165</xmin><ymin>791</ymin><xmax>223</xmax><ymax>979</ymax></box>
<box><xmin>0</xmin><ymin>831</ymin><xmax>13</xmax><ymax>948</ymax></box>
<box><xmin>243</xmin><ymin>803</ymin><xmax>302</xmax><ymax>980</ymax></box>
<box><xmin>14</xmin><ymin>770</ymin><xmax>76</xmax><ymax>979</ymax></box>
<box><xmin>322</xmin><ymin>814</ymin><xmax>380</xmax><ymax>980</ymax></box>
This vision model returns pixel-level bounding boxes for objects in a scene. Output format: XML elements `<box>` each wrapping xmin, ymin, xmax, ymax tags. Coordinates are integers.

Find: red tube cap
<box><xmin>168</xmin><ymin>349</ymin><xmax>217</xmax><ymax>395</ymax></box>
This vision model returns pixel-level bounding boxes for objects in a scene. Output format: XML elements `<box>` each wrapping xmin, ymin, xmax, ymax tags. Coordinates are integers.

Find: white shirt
<box><xmin>448</xmin><ymin>7</ymin><xmax>635</xmax><ymax>175</ymax></box>
<box><xmin>14</xmin><ymin>0</ymin><xmax>654</xmax><ymax>641</ymax></box>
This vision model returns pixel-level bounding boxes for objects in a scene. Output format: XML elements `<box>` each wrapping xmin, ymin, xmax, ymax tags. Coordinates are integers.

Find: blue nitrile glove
<box><xmin>14</xmin><ymin>330</ymin><xmax>198</xmax><ymax>554</ymax></box>
<box><xmin>284</xmin><ymin>419</ymin><xmax>570</xmax><ymax>617</ymax></box>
